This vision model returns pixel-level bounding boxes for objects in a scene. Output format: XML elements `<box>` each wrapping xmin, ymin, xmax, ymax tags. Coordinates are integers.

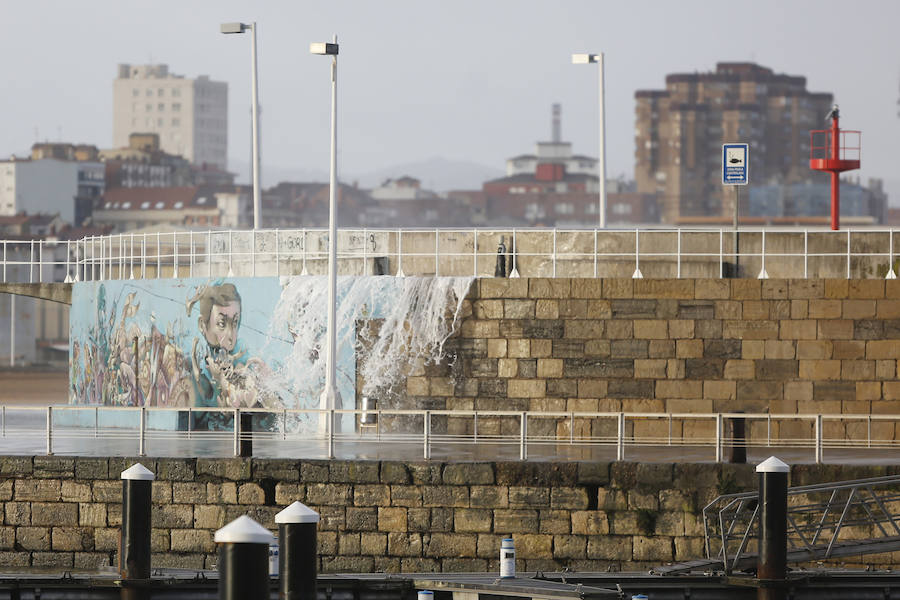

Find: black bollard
<box><xmin>239</xmin><ymin>411</ymin><xmax>253</xmax><ymax>457</ymax></box>
<box><xmin>276</xmin><ymin>501</ymin><xmax>320</xmax><ymax>600</ymax></box>
<box><xmin>119</xmin><ymin>463</ymin><xmax>154</xmax><ymax>600</ymax></box>
<box><xmin>215</xmin><ymin>516</ymin><xmax>274</xmax><ymax>600</ymax></box>
<box><xmin>494</xmin><ymin>238</ymin><xmax>507</xmax><ymax>277</ymax></box>
<box><xmin>730</xmin><ymin>412</ymin><xmax>747</xmax><ymax>464</ymax></box>
<box><xmin>757</xmin><ymin>456</ymin><xmax>789</xmax><ymax>600</ymax></box>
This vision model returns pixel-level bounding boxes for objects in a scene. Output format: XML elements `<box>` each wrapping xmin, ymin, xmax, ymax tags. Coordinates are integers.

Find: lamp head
<box><xmin>310</xmin><ymin>42</ymin><xmax>339</xmax><ymax>55</ymax></box>
<box><xmin>220</xmin><ymin>22</ymin><xmax>247</xmax><ymax>34</ymax></box>
<box><xmin>572</xmin><ymin>53</ymin><xmax>599</xmax><ymax>64</ymax></box>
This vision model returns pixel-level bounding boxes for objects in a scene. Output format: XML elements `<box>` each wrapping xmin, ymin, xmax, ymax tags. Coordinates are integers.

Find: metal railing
<box><xmin>0</xmin><ymin>406</ymin><xmax>897</xmax><ymax>461</ymax></box>
<box><xmin>703</xmin><ymin>474</ymin><xmax>900</xmax><ymax>573</ymax></box>
<box><xmin>3</xmin><ymin>227</ymin><xmax>900</xmax><ymax>283</ymax></box>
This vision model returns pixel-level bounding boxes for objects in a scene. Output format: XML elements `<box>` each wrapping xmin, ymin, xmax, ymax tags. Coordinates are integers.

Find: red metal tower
<box><xmin>809</xmin><ymin>105</ymin><xmax>860</xmax><ymax>230</ymax></box>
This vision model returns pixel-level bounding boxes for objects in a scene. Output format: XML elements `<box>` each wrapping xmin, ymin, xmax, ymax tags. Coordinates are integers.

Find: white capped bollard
<box><xmin>757</xmin><ymin>456</ymin><xmax>790</xmax><ymax>600</ymax></box>
<box><xmin>120</xmin><ymin>463</ymin><xmax>155</xmax><ymax>600</ymax></box>
<box><xmin>500</xmin><ymin>537</ymin><xmax>515</xmax><ymax>578</ymax></box>
<box><xmin>275</xmin><ymin>501</ymin><xmax>320</xmax><ymax>600</ymax></box>
<box><xmin>215</xmin><ymin>516</ymin><xmax>274</xmax><ymax>600</ymax></box>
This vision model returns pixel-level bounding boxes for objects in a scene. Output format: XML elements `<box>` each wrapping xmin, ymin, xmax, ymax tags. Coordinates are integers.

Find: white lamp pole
<box><xmin>221</xmin><ymin>21</ymin><xmax>262</xmax><ymax>229</ymax></box>
<box><xmin>311</xmin><ymin>36</ymin><xmax>342</xmax><ymax>425</ymax></box>
<box><xmin>572</xmin><ymin>52</ymin><xmax>607</xmax><ymax>228</ymax></box>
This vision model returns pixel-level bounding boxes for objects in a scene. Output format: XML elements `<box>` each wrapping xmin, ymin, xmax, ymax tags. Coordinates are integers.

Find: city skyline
<box><xmin>2</xmin><ymin>1</ymin><xmax>898</xmax><ymax>196</ymax></box>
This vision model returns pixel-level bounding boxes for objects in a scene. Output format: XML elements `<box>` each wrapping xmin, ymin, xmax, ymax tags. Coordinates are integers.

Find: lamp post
<box><xmin>572</xmin><ymin>52</ymin><xmax>607</xmax><ymax>229</ymax></box>
<box><xmin>221</xmin><ymin>21</ymin><xmax>261</xmax><ymax>230</ymax></box>
<box><xmin>311</xmin><ymin>36</ymin><xmax>341</xmax><ymax>434</ymax></box>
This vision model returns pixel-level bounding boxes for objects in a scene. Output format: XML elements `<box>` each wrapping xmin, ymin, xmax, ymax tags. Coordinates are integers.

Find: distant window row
<box><xmin>132</xmin><ymin>88</ymin><xmax>182</xmax><ymax>98</ymax></box>
<box><xmin>131</xmin><ymin>118</ymin><xmax>181</xmax><ymax>127</ymax></box>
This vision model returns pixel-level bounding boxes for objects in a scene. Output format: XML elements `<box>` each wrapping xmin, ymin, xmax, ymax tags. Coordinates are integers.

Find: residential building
<box><xmin>635</xmin><ymin>62</ymin><xmax>834</xmax><ymax>223</ymax></box>
<box><xmin>100</xmin><ymin>133</ymin><xmax>193</xmax><ymax>188</ymax></box>
<box><xmin>370</xmin><ymin>177</ymin><xmax>437</xmax><ymax>201</ymax></box>
<box><xmin>101</xmin><ymin>133</ymin><xmax>236</xmax><ymax>190</ymax></box>
<box><xmin>0</xmin><ymin>149</ymin><xmax>105</xmax><ymax>226</ymax></box>
<box><xmin>480</xmin><ymin>105</ymin><xmax>658</xmax><ymax>226</ymax></box>
<box><xmin>90</xmin><ymin>186</ymin><xmax>250</xmax><ymax>232</ymax></box>
<box><xmin>113</xmin><ymin>64</ymin><xmax>227</xmax><ymax>169</ymax></box>
<box><xmin>0</xmin><ymin>213</ymin><xmax>67</xmax><ymax>237</ymax></box>
<box><xmin>360</xmin><ymin>177</ymin><xmax>476</xmax><ymax>227</ymax></box>
<box><xmin>261</xmin><ymin>182</ymin><xmax>371</xmax><ymax>228</ymax></box>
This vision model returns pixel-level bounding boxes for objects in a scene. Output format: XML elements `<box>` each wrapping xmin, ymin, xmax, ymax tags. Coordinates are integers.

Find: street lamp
<box><xmin>572</xmin><ymin>52</ymin><xmax>607</xmax><ymax>229</ymax></box>
<box><xmin>221</xmin><ymin>21</ymin><xmax>262</xmax><ymax>229</ymax></box>
<box><xmin>310</xmin><ymin>35</ymin><xmax>341</xmax><ymax>432</ymax></box>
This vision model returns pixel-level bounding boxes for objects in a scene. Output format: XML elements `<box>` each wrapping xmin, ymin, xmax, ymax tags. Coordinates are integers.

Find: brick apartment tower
<box><xmin>634</xmin><ymin>63</ymin><xmax>833</xmax><ymax>223</ymax></box>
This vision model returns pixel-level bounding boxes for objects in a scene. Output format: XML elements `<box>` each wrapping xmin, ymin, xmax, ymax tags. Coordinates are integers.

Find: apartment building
<box><xmin>482</xmin><ymin>105</ymin><xmax>658</xmax><ymax>226</ymax></box>
<box><xmin>635</xmin><ymin>62</ymin><xmax>834</xmax><ymax>223</ymax></box>
<box><xmin>113</xmin><ymin>64</ymin><xmax>227</xmax><ymax>169</ymax></box>
<box><xmin>91</xmin><ymin>186</ymin><xmax>250</xmax><ymax>232</ymax></box>
<box><xmin>0</xmin><ymin>149</ymin><xmax>105</xmax><ymax>226</ymax></box>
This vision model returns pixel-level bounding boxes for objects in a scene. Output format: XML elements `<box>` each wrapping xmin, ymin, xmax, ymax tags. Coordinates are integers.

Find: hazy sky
<box><xmin>3</xmin><ymin>0</ymin><xmax>899</xmax><ymax>192</ymax></box>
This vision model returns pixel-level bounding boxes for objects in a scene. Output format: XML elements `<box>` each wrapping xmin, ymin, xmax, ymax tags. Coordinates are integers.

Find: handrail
<box><xmin>0</xmin><ymin>406</ymin><xmax>897</xmax><ymax>460</ymax></box>
<box><xmin>2</xmin><ymin>227</ymin><xmax>900</xmax><ymax>282</ymax></box>
<box><xmin>703</xmin><ymin>473</ymin><xmax>900</xmax><ymax>572</ymax></box>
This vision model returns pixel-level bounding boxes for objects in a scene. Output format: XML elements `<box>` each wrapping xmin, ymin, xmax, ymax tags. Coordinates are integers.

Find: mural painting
<box><xmin>69</xmin><ymin>276</ymin><xmax>473</xmax><ymax>432</ymax></box>
<box><xmin>70</xmin><ymin>278</ymin><xmax>292</xmax><ymax>428</ymax></box>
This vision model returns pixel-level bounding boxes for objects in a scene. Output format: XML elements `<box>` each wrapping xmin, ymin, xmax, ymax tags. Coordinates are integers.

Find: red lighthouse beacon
<box><xmin>809</xmin><ymin>104</ymin><xmax>861</xmax><ymax>230</ymax></box>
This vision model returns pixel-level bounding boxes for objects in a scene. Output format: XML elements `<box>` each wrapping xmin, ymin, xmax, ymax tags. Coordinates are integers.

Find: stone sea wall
<box><xmin>387</xmin><ymin>278</ymin><xmax>900</xmax><ymax>442</ymax></box>
<box><xmin>0</xmin><ymin>456</ymin><xmax>896</xmax><ymax>571</ymax></box>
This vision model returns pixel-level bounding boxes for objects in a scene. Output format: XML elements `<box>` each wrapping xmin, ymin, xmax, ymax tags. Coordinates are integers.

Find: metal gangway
<box><xmin>654</xmin><ymin>474</ymin><xmax>900</xmax><ymax>574</ymax></box>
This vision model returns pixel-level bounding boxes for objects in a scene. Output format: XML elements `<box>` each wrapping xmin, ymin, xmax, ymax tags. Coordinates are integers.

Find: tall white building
<box><xmin>113</xmin><ymin>64</ymin><xmax>228</xmax><ymax>170</ymax></box>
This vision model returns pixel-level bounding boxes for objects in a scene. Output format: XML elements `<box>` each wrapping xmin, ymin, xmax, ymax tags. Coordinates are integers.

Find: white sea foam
<box><xmin>267</xmin><ymin>276</ymin><xmax>473</xmax><ymax>409</ymax></box>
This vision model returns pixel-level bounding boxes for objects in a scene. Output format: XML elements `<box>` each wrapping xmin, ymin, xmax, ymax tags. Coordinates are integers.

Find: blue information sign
<box><xmin>722</xmin><ymin>143</ymin><xmax>749</xmax><ymax>185</ymax></box>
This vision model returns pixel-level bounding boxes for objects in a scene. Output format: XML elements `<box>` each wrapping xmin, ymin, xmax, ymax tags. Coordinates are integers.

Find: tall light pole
<box><xmin>572</xmin><ymin>52</ymin><xmax>607</xmax><ymax>228</ymax></box>
<box><xmin>221</xmin><ymin>21</ymin><xmax>262</xmax><ymax>229</ymax></box>
<box><xmin>310</xmin><ymin>36</ymin><xmax>341</xmax><ymax>427</ymax></box>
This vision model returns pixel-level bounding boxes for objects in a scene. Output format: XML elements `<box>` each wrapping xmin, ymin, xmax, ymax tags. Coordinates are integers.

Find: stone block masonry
<box><xmin>0</xmin><ymin>456</ymin><xmax>896</xmax><ymax>571</ymax></box>
<box><xmin>392</xmin><ymin>279</ymin><xmax>900</xmax><ymax>443</ymax></box>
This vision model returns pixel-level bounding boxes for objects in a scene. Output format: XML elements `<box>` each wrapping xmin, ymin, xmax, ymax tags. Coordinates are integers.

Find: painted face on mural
<box><xmin>200</xmin><ymin>301</ymin><xmax>241</xmax><ymax>352</ymax></box>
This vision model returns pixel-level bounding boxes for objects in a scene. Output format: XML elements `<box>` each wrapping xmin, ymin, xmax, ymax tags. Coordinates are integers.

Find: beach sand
<box><xmin>0</xmin><ymin>370</ymin><xmax>68</xmax><ymax>406</ymax></box>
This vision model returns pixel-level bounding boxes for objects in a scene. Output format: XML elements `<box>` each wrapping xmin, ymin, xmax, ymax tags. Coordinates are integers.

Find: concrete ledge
<box><xmin>0</xmin><ymin>282</ymin><xmax>72</xmax><ymax>305</ymax></box>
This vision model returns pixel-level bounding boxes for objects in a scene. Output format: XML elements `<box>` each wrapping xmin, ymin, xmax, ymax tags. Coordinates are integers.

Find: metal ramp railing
<box><xmin>689</xmin><ymin>474</ymin><xmax>900</xmax><ymax>574</ymax></box>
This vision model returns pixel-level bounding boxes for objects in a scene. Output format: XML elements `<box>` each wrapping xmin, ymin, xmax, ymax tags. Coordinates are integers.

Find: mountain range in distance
<box><xmin>228</xmin><ymin>156</ymin><xmax>505</xmax><ymax>193</ymax></box>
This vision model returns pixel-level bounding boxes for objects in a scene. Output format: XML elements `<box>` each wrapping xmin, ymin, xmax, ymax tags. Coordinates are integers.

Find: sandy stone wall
<box><xmin>0</xmin><ymin>456</ymin><xmax>895</xmax><ymax>572</ymax></box>
<box><xmin>391</xmin><ymin>278</ymin><xmax>900</xmax><ymax>442</ymax></box>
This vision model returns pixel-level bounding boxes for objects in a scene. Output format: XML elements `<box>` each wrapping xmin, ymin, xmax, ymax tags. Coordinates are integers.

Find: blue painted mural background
<box><xmin>69</xmin><ymin>275</ymin><xmax>473</xmax><ymax>433</ymax></box>
<box><xmin>69</xmin><ymin>277</ymin><xmax>354</xmax><ymax>416</ymax></box>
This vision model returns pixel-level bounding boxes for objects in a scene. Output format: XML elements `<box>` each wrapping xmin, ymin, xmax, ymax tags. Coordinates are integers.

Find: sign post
<box><xmin>723</xmin><ymin>143</ymin><xmax>749</xmax><ymax>276</ymax></box>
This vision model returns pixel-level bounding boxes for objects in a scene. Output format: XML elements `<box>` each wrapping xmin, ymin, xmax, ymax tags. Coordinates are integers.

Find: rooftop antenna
<box><xmin>552</xmin><ymin>103</ymin><xmax>561</xmax><ymax>143</ymax></box>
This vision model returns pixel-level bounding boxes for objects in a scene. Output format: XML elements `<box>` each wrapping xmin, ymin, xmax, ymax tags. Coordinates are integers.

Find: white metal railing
<box><xmin>3</xmin><ymin>227</ymin><xmax>900</xmax><ymax>283</ymax></box>
<box><xmin>703</xmin><ymin>474</ymin><xmax>900</xmax><ymax>573</ymax></box>
<box><xmin>0</xmin><ymin>406</ymin><xmax>897</xmax><ymax>461</ymax></box>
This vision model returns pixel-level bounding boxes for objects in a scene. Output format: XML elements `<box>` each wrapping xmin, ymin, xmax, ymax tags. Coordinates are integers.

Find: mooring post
<box><xmin>731</xmin><ymin>411</ymin><xmax>747</xmax><ymax>464</ymax></box>
<box><xmin>756</xmin><ymin>456</ymin><xmax>789</xmax><ymax>600</ymax></box>
<box><xmin>119</xmin><ymin>463</ymin><xmax>155</xmax><ymax>600</ymax></box>
<box><xmin>239</xmin><ymin>411</ymin><xmax>253</xmax><ymax>458</ymax></box>
<box><xmin>275</xmin><ymin>501</ymin><xmax>320</xmax><ymax>600</ymax></box>
<box><xmin>215</xmin><ymin>516</ymin><xmax>274</xmax><ymax>600</ymax></box>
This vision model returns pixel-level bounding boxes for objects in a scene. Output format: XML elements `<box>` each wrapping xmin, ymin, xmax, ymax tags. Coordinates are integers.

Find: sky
<box><xmin>2</xmin><ymin>0</ymin><xmax>899</xmax><ymax>195</ymax></box>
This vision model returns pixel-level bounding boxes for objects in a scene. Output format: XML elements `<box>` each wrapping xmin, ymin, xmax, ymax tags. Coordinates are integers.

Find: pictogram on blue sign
<box><xmin>722</xmin><ymin>143</ymin><xmax>749</xmax><ymax>185</ymax></box>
